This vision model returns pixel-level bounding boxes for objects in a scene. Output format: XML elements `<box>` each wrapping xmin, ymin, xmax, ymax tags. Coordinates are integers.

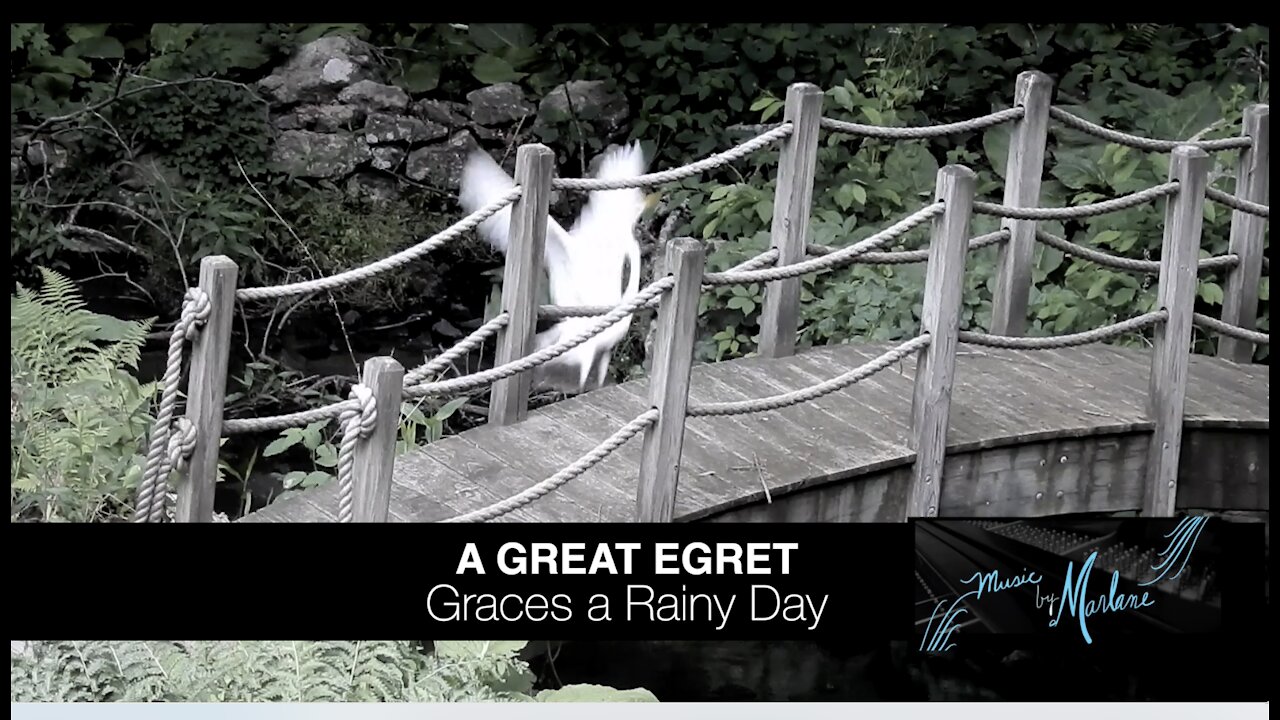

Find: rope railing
<box><xmin>1048</xmin><ymin>107</ymin><xmax>1254</xmax><ymax>152</ymax></box>
<box><xmin>235</xmin><ymin>188</ymin><xmax>523</xmax><ymax>302</ymax></box>
<box><xmin>440</xmin><ymin>408</ymin><xmax>659</xmax><ymax>523</ymax></box>
<box><xmin>957</xmin><ymin>310</ymin><xmax>1168</xmax><ymax>350</ymax></box>
<box><xmin>806</xmin><ymin>228</ymin><xmax>1010</xmax><ymax>263</ymax></box>
<box><xmin>972</xmin><ymin>182</ymin><xmax>1179</xmax><ymax>221</ymax></box>
<box><xmin>819</xmin><ymin>106</ymin><xmax>1025</xmax><ymax>139</ymax></box>
<box><xmin>1033</xmin><ymin>229</ymin><xmax>1240</xmax><ymax>274</ymax></box>
<box><xmin>686</xmin><ymin>335</ymin><xmax>932</xmax><ymax>417</ymax></box>
<box><xmin>141</xmin><ymin>76</ymin><xmax>1269</xmax><ymax>527</ymax></box>
<box><xmin>1192</xmin><ymin>313</ymin><xmax>1270</xmax><ymax>346</ymax></box>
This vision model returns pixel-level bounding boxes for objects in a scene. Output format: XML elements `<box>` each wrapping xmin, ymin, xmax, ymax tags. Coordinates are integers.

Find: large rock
<box><xmin>412</xmin><ymin>99</ymin><xmax>470</xmax><ymax>129</ymax></box>
<box><xmin>338</xmin><ymin>80</ymin><xmax>410</xmax><ymax>113</ymax></box>
<box><xmin>272</xmin><ymin>103</ymin><xmax>365</xmax><ymax>133</ymax></box>
<box><xmin>346</xmin><ymin>172</ymin><xmax>401</xmax><ymax>203</ymax></box>
<box><xmin>537</xmin><ymin>80</ymin><xmax>630</xmax><ymax>134</ymax></box>
<box><xmin>257</xmin><ymin>36</ymin><xmax>383</xmax><ymax>106</ymax></box>
<box><xmin>362</xmin><ymin>113</ymin><xmax>448</xmax><ymax>145</ymax></box>
<box><xmin>467</xmin><ymin>83</ymin><xmax>534</xmax><ymax>126</ymax></box>
<box><xmin>405</xmin><ymin>131</ymin><xmax>479</xmax><ymax>189</ymax></box>
<box><xmin>270</xmin><ymin>130</ymin><xmax>371</xmax><ymax>178</ymax></box>
<box><xmin>369</xmin><ymin>146</ymin><xmax>406</xmax><ymax>172</ymax></box>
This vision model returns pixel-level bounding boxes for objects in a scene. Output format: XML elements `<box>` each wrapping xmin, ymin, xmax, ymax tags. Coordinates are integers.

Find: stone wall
<box><xmin>259</xmin><ymin>36</ymin><xmax>632</xmax><ymax>204</ymax></box>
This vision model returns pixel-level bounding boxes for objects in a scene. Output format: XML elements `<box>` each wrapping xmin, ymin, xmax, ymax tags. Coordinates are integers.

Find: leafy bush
<box><xmin>9</xmin><ymin>640</ymin><xmax>658</xmax><ymax>703</ymax></box>
<box><xmin>10</xmin><ymin>268</ymin><xmax>157</xmax><ymax>522</ymax></box>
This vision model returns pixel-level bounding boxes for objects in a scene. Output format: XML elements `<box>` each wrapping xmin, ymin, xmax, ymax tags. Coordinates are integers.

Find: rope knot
<box><xmin>340</xmin><ymin>384</ymin><xmax>378</xmax><ymax>438</ymax></box>
<box><xmin>166</xmin><ymin>417</ymin><xmax>199</xmax><ymax>473</ymax></box>
<box><xmin>179</xmin><ymin>288</ymin><xmax>212</xmax><ymax>341</ymax></box>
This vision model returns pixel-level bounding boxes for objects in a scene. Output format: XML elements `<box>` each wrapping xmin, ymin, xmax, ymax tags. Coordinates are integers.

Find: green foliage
<box><xmin>10</xmin><ymin>268</ymin><xmax>158</xmax><ymax>522</ymax></box>
<box><xmin>10</xmin><ymin>640</ymin><xmax>657</xmax><ymax>703</ymax></box>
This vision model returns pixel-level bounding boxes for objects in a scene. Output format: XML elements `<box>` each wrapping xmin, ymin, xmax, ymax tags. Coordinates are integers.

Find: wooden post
<box><xmin>758</xmin><ymin>82</ymin><xmax>823</xmax><ymax>358</ymax></box>
<box><xmin>174</xmin><ymin>256</ymin><xmax>238</xmax><ymax>523</ymax></box>
<box><xmin>352</xmin><ymin>356</ymin><xmax>404</xmax><ymax>522</ymax></box>
<box><xmin>906</xmin><ymin>166</ymin><xmax>977</xmax><ymax>520</ymax></box>
<box><xmin>1217</xmin><ymin>104</ymin><xmax>1269</xmax><ymax>363</ymax></box>
<box><xmin>488</xmin><ymin>144</ymin><xmax>554</xmax><ymax>426</ymax></box>
<box><xmin>990</xmin><ymin>70</ymin><xmax>1054</xmax><ymax>336</ymax></box>
<box><xmin>1144</xmin><ymin>146</ymin><xmax>1210</xmax><ymax>518</ymax></box>
<box><xmin>636</xmin><ymin>238</ymin><xmax>705</xmax><ymax>523</ymax></box>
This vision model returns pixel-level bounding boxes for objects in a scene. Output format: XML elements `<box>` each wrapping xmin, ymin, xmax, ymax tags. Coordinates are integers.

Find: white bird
<box><xmin>459</xmin><ymin>142</ymin><xmax>649</xmax><ymax>394</ymax></box>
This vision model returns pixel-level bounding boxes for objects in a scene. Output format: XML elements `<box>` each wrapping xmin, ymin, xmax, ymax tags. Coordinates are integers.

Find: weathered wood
<box><xmin>758</xmin><ymin>82</ymin><xmax>823</xmax><ymax>358</ymax></box>
<box><xmin>1144</xmin><ymin>145</ymin><xmax>1211</xmax><ymax>517</ymax></box>
<box><xmin>175</xmin><ymin>255</ymin><xmax>238</xmax><ymax>523</ymax></box>
<box><xmin>637</xmin><ymin>238</ymin><xmax>705</xmax><ymax>522</ymax></box>
<box><xmin>1218</xmin><ymin>104</ymin><xmax>1269</xmax><ymax>363</ymax></box>
<box><xmin>990</xmin><ymin>71</ymin><xmax>1054</xmax><ymax>336</ymax></box>
<box><xmin>907</xmin><ymin>165</ymin><xmax>977</xmax><ymax>519</ymax></box>
<box><xmin>489</xmin><ymin>143</ymin><xmax>554</xmax><ymax>426</ymax></box>
<box><xmin>351</xmin><ymin>356</ymin><xmax>403</xmax><ymax>522</ymax></box>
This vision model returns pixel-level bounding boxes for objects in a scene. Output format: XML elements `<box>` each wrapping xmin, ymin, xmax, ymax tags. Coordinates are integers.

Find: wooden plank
<box><xmin>990</xmin><ymin>70</ymin><xmax>1054</xmax><ymax>336</ymax></box>
<box><xmin>975</xmin><ymin>346</ymin><xmax>1151</xmax><ymax>429</ymax></box>
<box><xmin>1218</xmin><ymin>104</ymin><xmax>1269</xmax><ymax>363</ymax></box>
<box><xmin>758</xmin><ymin>83</ymin><xmax>823</xmax><ymax>358</ymax></box>
<box><xmin>1145</xmin><ymin>146</ymin><xmax>1210</xmax><ymax>517</ymax></box>
<box><xmin>908</xmin><ymin>164</ymin><xmax>977</xmax><ymax>519</ymax></box>
<box><xmin>393</xmin><ymin>447</ymin><xmax>543</xmax><ymax>522</ymax></box>
<box><xmin>352</xmin><ymin>356</ymin><xmax>403</xmax><ymax>522</ymax></box>
<box><xmin>782</xmin><ymin>345</ymin><xmax>916</xmax><ymax>440</ymax></box>
<box><xmin>1177</xmin><ymin>429</ymin><xmax>1269</xmax><ymax>511</ymax></box>
<box><xmin>754</xmin><ymin>357</ymin><xmax>915</xmax><ymax>448</ymax></box>
<box><xmin>489</xmin><ymin>144</ymin><xmax>554</xmax><ymax>425</ymax></box>
<box><xmin>1182</xmin><ymin>354</ymin><xmax>1270</xmax><ymax>427</ymax></box>
<box><xmin>176</xmin><ymin>255</ymin><xmax>239</xmax><ymax>523</ymax></box>
<box><xmin>638</xmin><ymin>238</ymin><xmax>704</xmax><ymax>522</ymax></box>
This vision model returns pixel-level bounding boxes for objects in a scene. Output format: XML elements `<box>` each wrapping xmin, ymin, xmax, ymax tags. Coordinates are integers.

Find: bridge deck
<box><xmin>240</xmin><ymin>343</ymin><xmax>1269</xmax><ymax>523</ymax></box>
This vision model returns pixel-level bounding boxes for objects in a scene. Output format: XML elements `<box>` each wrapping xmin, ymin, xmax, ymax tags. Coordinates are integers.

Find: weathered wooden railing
<box><xmin>132</xmin><ymin>74</ymin><xmax>1270</xmax><ymax>525</ymax></box>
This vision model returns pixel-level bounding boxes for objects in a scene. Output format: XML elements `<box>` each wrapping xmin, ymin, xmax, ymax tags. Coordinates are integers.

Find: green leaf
<box><xmin>1111</xmin><ymin>157</ymin><xmax>1140</xmax><ymax>186</ymax></box>
<box><xmin>435</xmin><ymin>396</ymin><xmax>468</xmax><ymax>421</ymax></box>
<box><xmin>29</xmin><ymin>55</ymin><xmax>93</xmax><ymax>78</ymax></box>
<box><xmin>472</xmin><ymin>54</ymin><xmax>525</xmax><ymax>84</ymax></box>
<box><xmin>1086</xmin><ymin>275</ymin><xmax>1110</xmax><ymax>300</ymax></box>
<box><xmin>435</xmin><ymin>641</ymin><xmax>528</xmax><ymax>660</ymax></box>
<box><xmin>537</xmin><ymin>684</ymin><xmax>660</xmax><ymax>703</ymax></box>
<box><xmin>1092</xmin><ymin>230</ymin><xmax>1122</xmax><ymax>247</ymax></box>
<box><xmin>263</xmin><ymin>433</ymin><xmax>300</xmax><ymax>457</ymax></box>
<box><xmin>883</xmin><ymin>143</ymin><xmax>940</xmax><ymax>194</ymax></box>
<box><xmin>1110</xmin><ymin>287</ymin><xmax>1136</xmax><ymax>306</ymax></box>
<box><xmin>982</xmin><ymin>125</ymin><xmax>1012</xmax><ymax>179</ymax></box>
<box><xmin>399</xmin><ymin>61</ymin><xmax>441</xmax><ymax>93</ymax></box>
<box><xmin>149</xmin><ymin>23</ymin><xmax>201</xmax><ymax>54</ymax></box>
<box><xmin>861</xmin><ymin>106</ymin><xmax>884</xmax><ymax>125</ymax></box>
<box><xmin>68</xmin><ymin>36</ymin><xmax>124</xmax><ymax>59</ymax></box>
<box><xmin>314</xmin><ymin>443</ymin><xmax>338</xmax><ymax>468</ymax></box>
<box><xmin>469</xmin><ymin>23</ymin><xmax>536</xmax><ymax>52</ymax></box>
<box><xmin>65</xmin><ymin>24</ymin><xmax>110</xmax><ymax>43</ymax></box>
<box><xmin>1198</xmin><ymin>281</ymin><xmax>1224</xmax><ymax>306</ymax></box>
<box><xmin>852</xmin><ymin>183</ymin><xmax>867</xmax><ymax>206</ymax></box>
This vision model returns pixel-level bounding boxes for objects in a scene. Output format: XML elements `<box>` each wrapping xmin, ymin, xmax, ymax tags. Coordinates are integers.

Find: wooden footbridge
<box><xmin>131</xmin><ymin>73</ymin><xmax>1271</xmax><ymax>525</ymax></box>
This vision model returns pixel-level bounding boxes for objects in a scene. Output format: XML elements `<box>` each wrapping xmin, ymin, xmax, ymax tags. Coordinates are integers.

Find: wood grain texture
<box><xmin>241</xmin><ymin>340</ymin><xmax>1267</xmax><ymax>524</ymax></box>
<box><xmin>350</xmin><ymin>357</ymin><xmax>403</xmax><ymax>521</ymax></box>
<box><xmin>175</xmin><ymin>255</ymin><xmax>238</xmax><ymax>523</ymax></box>
<box><xmin>637</xmin><ymin>238</ymin><xmax>704</xmax><ymax>522</ymax></box>
<box><xmin>908</xmin><ymin>165</ymin><xmax>977</xmax><ymax>519</ymax></box>
<box><xmin>489</xmin><ymin>144</ymin><xmax>554</xmax><ymax>426</ymax></box>
<box><xmin>990</xmin><ymin>71</ymin><xmax>1054</xmax><ymax>336</ymax></box>
<box><xmin>1144</xmin><ymin>146</ymin><xmax>1210</xmax><ymax>517</ymax></box>
<box><xmin>1218</xmin><ymin>104</ymin><xmax>1269</xmax><ymax>363</ymax></box>
<box><xmin>758</xmin><ymin>83</ymin><xmax>823</xmax><ymax>358</ymax></box>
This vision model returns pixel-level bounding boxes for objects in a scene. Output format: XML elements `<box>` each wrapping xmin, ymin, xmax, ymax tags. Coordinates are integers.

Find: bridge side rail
<box><xmin>127</xmin><ymin>74</ymin><xmax>1269</xmax><ymax>525</ymax></box>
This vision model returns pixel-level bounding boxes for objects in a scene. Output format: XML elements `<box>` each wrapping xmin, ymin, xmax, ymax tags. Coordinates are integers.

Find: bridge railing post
<box><xmin>489</xmin><ymin>144</ymin><xmax>554</xmax><ymax>426</ymax></box>
<box><xmin>1145</xmin><ymin>146</ymin><xmax>1211</xmax><ymax>518</ymax></box>
<box><xmin>175</xmin><ymin>255</ymin><xmax>238</xmax><ymax>523</ymax></box>
<box><xmin>1217</xmin><ymin>104</ymin><xmax>1269</xmax><ymax>363</ymax></box>
<box><xmin>758</xmin><ymin>82</ymin><xmax>823</xmax><ymax>358</ymax></box>
<box><xmin>352</xmin><ymin>356</ymin><xmax>404</xmax><ymax>522</ymax></box>
<box><xmin>906</xmin><ymin>165</ymin><xmax>978</xmax><ymax>520</ymax></box>
<box><xmin>990</xmin><ymin>70</ymin><xmax>1054</xmax><ymax>337</ymax></box>
<box><xmin>636</xmin><ymin>238</ymin><xmax>705</xmax><ymax>523</ymax></box>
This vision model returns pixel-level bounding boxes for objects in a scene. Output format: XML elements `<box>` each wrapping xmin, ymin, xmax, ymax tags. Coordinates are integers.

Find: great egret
<box><xmin>459</xmin><ymin>142</ymin><xmax>649</xmax><ymax>394</ymax></box>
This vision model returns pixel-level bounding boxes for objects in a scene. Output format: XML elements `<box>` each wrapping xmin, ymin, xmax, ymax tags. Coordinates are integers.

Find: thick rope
<box><xmin>235</xmin><ymin>188</ymin><xmax>522</xmax><ymax>301</ymax></box>
<box><xmin>1205</xmin><ymin>187</ymin><xmax>1269</xmax><ymax>219</ymax></box>
<box><xmin>958</xmin><ymin>310</ymin><xmax>1168</xmax><ymax>350</ymax></box>
<box><xmin>335</xmin><ymin>384</ymin><xmax>377</xmax><ymax>523</ymax></box>
<box><xmin>440</xmin><ymin>408</ymin><xmax>659</xmax><ymax>523</ymax></box>
<box><xmin>973</xmin><ymin>182</ymin><xmax>1178</xmax><ymax>221</ymax></box>
<box><xmin>223</xmin><ymin>400</ymin><xmax>357</xmax><ymax>435</ymax></box>
<box><xmin>405</xmin><ymin>276</ymin><xmax>676</xmax><ymax>398</ymax></box>
<box><xmin>403</xmin><ymin>313</ymin><xmax>511</xmax><ymax>386</ymax></box>
<box><xmin>1033</xmin><ymin>229</ymin><xmax>1239</xmax><ymax>273</ymax></box>
<box><xmin>820</xmin><ymin>106</ymin><xmax>1024</xmax><ymax>140</ymax></box>
<box><xmin>1048</xmin><ymin>107</ymin><xmax>1254</xmax><ymax>152</ymax></box>
<box><xmin>703</xmin><ymin>203</ymin><xmax>945</xmax><ymax>286</ymax></box>
<box><xmin>551</xmin><ymin>124</ymin><xmax>793</xmax><ymax>191</ymax></box>
<box><xmin>806</xmin><ymin>229</ymin><xmax>1009</xmax><ymax>263</ymax></box>
<box><xmin>687</xmin><ymin>335</ymin><xmax>932</xmax><ymax>417</ymax></box>
<box><xmin>133</xmin><ymin>288</ymin><xmax>211</xmax><ymax>523</ymax></box>
<box><xmin>1193</xmin><ymin>313</ymin><xmax>1270</xmax><ymax>346</ymax></box>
